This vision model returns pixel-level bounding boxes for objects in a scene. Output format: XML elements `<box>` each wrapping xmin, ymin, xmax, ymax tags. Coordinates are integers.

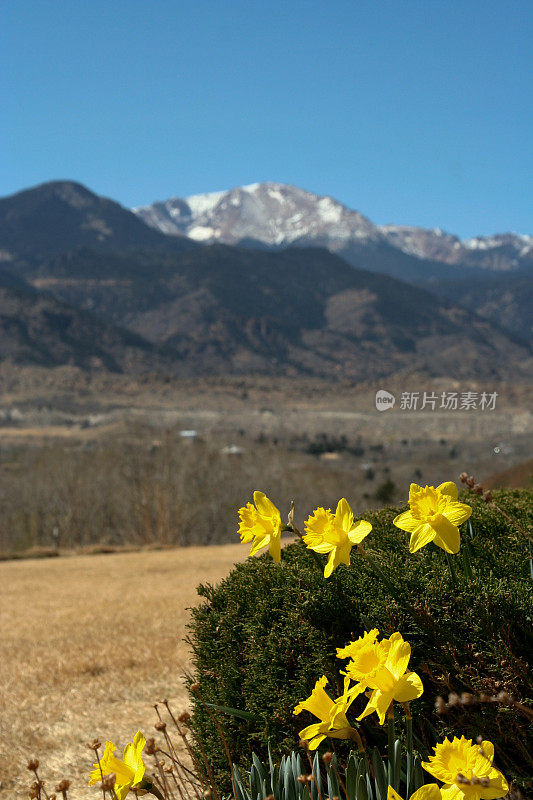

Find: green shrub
<box><xmin>186</xmin><ymin>489</ymin><xmax>533</xmax><ymax>792</ymax></box>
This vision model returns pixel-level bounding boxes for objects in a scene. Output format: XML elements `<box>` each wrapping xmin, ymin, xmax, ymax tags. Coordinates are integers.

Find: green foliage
<box><xmin>230</xmin><ymin>743</ymin><xmax>425</xmax><ymax>800</ymax></box>
<box><xmin>186</xmin><ymin>489</ymin><xmax>533</xmax><ymax>792</ymax></box>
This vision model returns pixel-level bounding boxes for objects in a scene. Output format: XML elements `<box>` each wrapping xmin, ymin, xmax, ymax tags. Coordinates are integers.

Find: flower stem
<box><xmin>387</xmin><ymin>704</ymin><xmax>395</xmax><ymax>786</ymax></box>
<box><xmin>445</xmin><ymin>552</ymin><xmax>457</xmax><ymax>587</ymax></box>
<box><xmin>402</xmin><ymin>702</ymin><xmax>413</xmax><ymax>798</ymax></box>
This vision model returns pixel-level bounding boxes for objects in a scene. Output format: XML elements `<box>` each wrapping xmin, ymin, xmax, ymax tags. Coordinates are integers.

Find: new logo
<box><xmin>375</xmin><ymin>390</ymin><xmax>395</xmax><ymax>411</ymax></box>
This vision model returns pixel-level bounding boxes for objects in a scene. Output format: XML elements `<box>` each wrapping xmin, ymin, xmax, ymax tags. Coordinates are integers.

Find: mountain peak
<box><xmin>134</xmin><ymin>181</ymin><xmax>533</xmax><ymax>273</ymax></box>
<box><xmin>134</xmin><ymin>181</ymin><xmax>378</xmax><ymax>246</ymax></box>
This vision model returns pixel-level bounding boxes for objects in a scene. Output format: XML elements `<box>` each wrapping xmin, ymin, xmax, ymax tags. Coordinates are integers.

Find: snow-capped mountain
<box><xmin>134</xmin><ymin>182</ymin><xmax>380</xmax><ymax>247</ymax></box>
<box><xmin>134</xmin><ymin>182</ymin><xmax>532</xmax><ymax>273</ymax></box>
<box><xmin>380</xmin><ymin>226</ymin><xmax>533</xmax><ymax>271</ymax></box>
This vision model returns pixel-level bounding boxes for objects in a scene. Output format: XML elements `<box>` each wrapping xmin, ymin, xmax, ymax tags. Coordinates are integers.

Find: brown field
<box><xmin>0</xmin><ymin>544</ymin><xmax>251</xmax><ymax>799</ymax></box>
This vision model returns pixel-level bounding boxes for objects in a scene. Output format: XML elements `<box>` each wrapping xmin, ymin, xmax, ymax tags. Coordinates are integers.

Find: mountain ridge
<box><xmin>0</xmin><ymin>180</ymin><xmax>531</xmax><ymax>380</ymax></box>
<box><xmin>133</xmin><ymin>181</ymin><xmax>533</xmax><ymax>274</ymax></box>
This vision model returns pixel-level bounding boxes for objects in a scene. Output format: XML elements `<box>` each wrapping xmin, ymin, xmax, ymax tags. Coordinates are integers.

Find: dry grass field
<box><xmin>0</xmin><ymin>543</ymin><xmax>252</xmax><ymax>799</ymax></box>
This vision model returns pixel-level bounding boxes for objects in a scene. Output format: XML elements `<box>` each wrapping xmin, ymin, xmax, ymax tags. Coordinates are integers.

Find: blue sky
<box><xmin>2</xmin><ymin>0</ymin><xmax>532</xmax><ymax>237</ymax></box>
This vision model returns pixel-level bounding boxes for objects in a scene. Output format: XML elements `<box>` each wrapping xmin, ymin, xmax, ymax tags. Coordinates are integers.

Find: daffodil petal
<box><xmin>387</xmin><ymin>788</ymin><xmax>403</xmax><ymax>800</ymax></box>
<box><xmin>436</xmin><ymin>482</ymin><xmax>458</xmax><ymax>500</ymax></box>
<box><xmin>431</xmin><ymin>516</ymin><xmax>461</xmax><ymax>553</ymax></box>
<box><xmin>303</xmin><ymin>536</ymin><xmax>334</xmax><ymax>554</ymax></box>
<box><xmin>373</xmin><ymin>691</ymin><xmax>394</xmax><ymax>725</ymax></box>
<box><xmin>249</xmin><ymin>534</ymin><xmax>271</xmax><ymax>556</ymax></box>
<box><xmin>356</xmin><ymin>691</ymin><xmax>379</xmax><ymax>722</ymax></box>
<box><xmin>409</xmin><ymin>523</ymin><xmax>436</xmax><ymax>552</ymax></box>
<box><xmin>385</xmin><ymin>632</ymin><xmax>411</xmax><ymax>678</ymax></box>
<box><xmin>473</xmin><ymin>740</ymin><xmax>495</xmax><ymax>773</ymax></box>
<box><xmin>393</xmin><ymin>510</ymin><xmax>421</xmax><ymax>532</ymax></box>
<box><xmin>328</xmin><ymin>725</ymin><xmax>356</xmax><ymax>741</ymax></box>
<box><xmin>335</xmin><ymin>498</ymin><xmax>354</xmax><ymax>531</ymax></box>
<box><xmin>348</xmin><ymin>520</ymin><xmax>372</xmax><ymax>544</ymax></box>
<box><xmin>337</xmin><ymin>541</ymin><xmax>352</xmax><ymax>566</ymax></box>
<box><xmin>268</xmin><ymin>534</ymin><xmax>281</xmax><ymax>563</ymax></box>
<box><xmin>442</xmin><ymin>502</ymin><xmax>472</xmax><ymax>526</ymax></box>
<box><xmin>294</xmin><ymin>676</ymin><xmax>333</xmax><ymax>719</ymax></box>
<box><xmin>324</xmin><ymin>548</ymin><xmax>338</xmax><ymax>578</ymax></box>
<box><xmin>472</xmin><ymin>783</ymin><xmax>509</xmax><ymax>800</ymax></box>
<box><xmin>114</xmin><ymin>785</ymin><xmax>131</xmax><ymax>800</ymax></box>
<box><xmin>357</xmin><ymin>689</ymin><xmax>393</xmax><ymax>725</ymax></box>
<box><xmin>253</xmin><ymin>491</ymin><xmax>279</xmax><ymax>520</ymax></box>
<box><xmin>307</xmin><ymin>733</ymin><xmax>327</xmax><ymax>750</ymax></box>
<box><xmin>410</xmin><ymin>786</ymin><xmax>442</xmax><ymax>800</ymax></box>
<box><xmin>393</xmin><ymin>671</ymin><xmax>424</xmax><ymax>702</ymax></box>
<box><xmin>439</xmin><ymin>786</ymin><xmax>463</xmax><ymax>800</ymax></box>
<box><xmin>298</xmin><ymin>722</ymin><xmax>322</xmax><ymax>739</ymax></box>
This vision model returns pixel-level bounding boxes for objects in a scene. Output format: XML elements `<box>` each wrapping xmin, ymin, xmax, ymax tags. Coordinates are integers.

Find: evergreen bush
<box><xmin>186</xmin><ymin>489</ymin><xmax>532</xmax><ymax>792</ymax></box>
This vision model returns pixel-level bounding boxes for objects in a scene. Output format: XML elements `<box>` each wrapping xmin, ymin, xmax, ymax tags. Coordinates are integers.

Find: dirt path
<box><xmin>0</xmin><ymin>543</ymin><xmax>251</xmax><ymax>799</ymax></box>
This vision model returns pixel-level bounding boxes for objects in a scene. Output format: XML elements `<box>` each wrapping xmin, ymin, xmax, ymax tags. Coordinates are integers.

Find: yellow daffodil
<box><xmin>393</xmin><ymin>482</ymin><xmax>472</xmax><ymax>554</ymax></box>
<box><xmin>238</xmin><ymin>491</ymin><xmax>282</xmax><ymax>562</ymax></box>
<box><xmin>294</xmin><ymin>675</ymin><xmax>357</xmax><ymax>750</ymax></box>
<box><xmin>422</xmin><ymin>736</ymin><xmax>508</xmax><ymax>800</ymax></box>
<box><xmin>336</xmin><ymin>629</ymin><xmax>390</xmax><ymax>700</ymax></box>
<box><xmin>304</xmin><ymin>499</ymin><xmax>372</xmax><ymax>577</ymax></box>
<box><xmin>89</xmin><ymin>731</ymin><xmax>146</xmax><ymax>800</ymax></box>
<box><xmin>388</xmin><ymin>785</ymin><xmax>442</xmax><ymax>800</ymax></box>
<box><xmin>357</xmin><ymin>632</ymin><xmax>423</xmax><ymax>724</ymax></box>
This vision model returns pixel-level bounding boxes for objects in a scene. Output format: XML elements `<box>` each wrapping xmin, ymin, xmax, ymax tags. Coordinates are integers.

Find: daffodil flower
<box><xmin>294</xmin><ymin>675</ymin><xmax>357</xmax><ymax>750</ymax></box>
<box><xmin>388</xmin><ymin>785</ymin><xmax>442</xmax><ymax>800</ymax></box>
<box><xmin>304</xmin><ymin>499</ymin><xmax>372</xmax><ymax>577</ymax></box>
<box><xmin>88</xmin><ymin>731</ymin><xmax>146</xmax><ymax>800</ymax></box>
<box><xmin>336</xmin><ymin>629</ymin><xmax>391</xmax><ymax>701</ymax></box>
<box><xmin>393</xmin><ymin>482</ymin><xmax>472</xmax><ymax>554</ymax></box>
<box><xmin>238</xmin><ymin>491</ymin><xmax>282</xmax><ymax>562</ymax></box>
<box><xmin>357</xmin><ymin>632</ymin><xmax>423</xmax><ymax>724</ymax></box>
<box><xmin>421</xmin><ymin>736</ymin><xmax>508</xmax><ymax>800</ymax></box>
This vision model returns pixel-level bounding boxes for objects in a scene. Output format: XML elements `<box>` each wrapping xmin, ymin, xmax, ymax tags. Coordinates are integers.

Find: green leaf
<box><xmin>345</xmin><ymin>752</ymin><xmax>359</xmax><ymax>800</ymax></box>
<box><xmin>204</xmin><ymin>702</ymin><xmax>255</xmax><ymax>721</ymax></box>
<box><xmin>372</xmin><ymin>747</ymin><xmax>387</xmax><ymax>800</ymax></box>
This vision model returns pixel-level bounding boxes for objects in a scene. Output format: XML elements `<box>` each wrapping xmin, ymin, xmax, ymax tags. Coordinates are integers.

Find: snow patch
<box><xmin>185</xmin><ymin>190</ymin><xmax>226</xmax><ymax>217</ymax></box>
<box><xmin>267</xmin><ymin>187</ymin><xmax>286</xmax><ymax>204</ymax></box>
<box><xmin>188</xmin><ymin>225</ymin><xmax>217</xmax><ymax>241</ymax></box>
<box><xmin>318</xmin><ymin>197</ymin><xmax>342</xmax><ymax>224</ymax></box>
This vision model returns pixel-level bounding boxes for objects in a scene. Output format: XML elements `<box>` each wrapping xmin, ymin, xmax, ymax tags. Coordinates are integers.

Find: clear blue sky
<box><xmin>2</xmin><ymin>0</ymin><xmax>532</xmax><ymax>238</ymax></box>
